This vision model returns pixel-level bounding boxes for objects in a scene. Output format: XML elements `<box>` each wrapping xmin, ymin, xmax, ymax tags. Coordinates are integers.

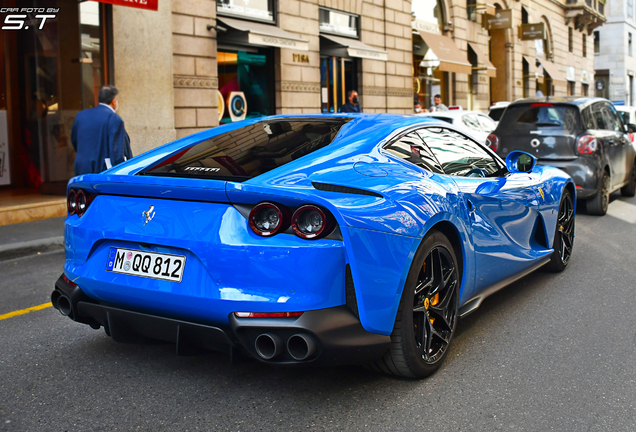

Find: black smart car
<box><xmin>487</xmin><ymin>97</ymin><xmax>636</xmax><ymax>215</ymax></box>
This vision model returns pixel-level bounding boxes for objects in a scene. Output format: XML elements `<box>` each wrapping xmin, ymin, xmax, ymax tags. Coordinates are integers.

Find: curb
<box><xmin>0</xmin><ymin>237</ymin><xmax>65</xmax><ymax>262</ymax></box>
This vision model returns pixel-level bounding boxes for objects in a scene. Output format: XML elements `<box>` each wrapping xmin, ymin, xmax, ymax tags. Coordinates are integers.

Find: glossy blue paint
<box><xmin>64</xmin><ymin>113</ymin><xmax>575</xmax><ymax>336</ymax></box>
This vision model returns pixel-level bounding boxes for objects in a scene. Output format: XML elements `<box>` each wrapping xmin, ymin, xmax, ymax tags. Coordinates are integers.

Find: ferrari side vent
<box><xmin>345</xmin><ymin>264</ymin><xmax>359</xmax><ymax>318</ymax></box>
<box><xmin>533</xmin><ymin>216</ymin><xmax>548</xmax><ymax>249</ymax></box>
<box><xmin>312</xmin><ymin>182</ymin><xmax>383</xmax><ymax>198</ymax></box>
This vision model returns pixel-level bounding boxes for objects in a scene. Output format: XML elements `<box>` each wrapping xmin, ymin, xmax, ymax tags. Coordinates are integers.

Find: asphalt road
<box><xmin>1</xmin><ymin>194</ymin><xmax>636</xmax><ymax>432</ymax></box>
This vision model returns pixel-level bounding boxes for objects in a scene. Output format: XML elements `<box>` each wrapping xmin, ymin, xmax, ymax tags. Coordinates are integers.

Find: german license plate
<box><xmin>106</xmin><ymin>248</ymin><xmax>186</xmax><ymax>282</ymax></box>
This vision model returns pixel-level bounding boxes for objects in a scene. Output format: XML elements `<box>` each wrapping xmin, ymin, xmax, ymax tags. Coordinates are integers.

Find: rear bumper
<box><xmin>52</xmin><ymin>275</ymin><xmax>390</xmax><ymax>366</ymax></box>
<box><xmin>537</xmin><ymin>158</ymin><xmax>600</xmax><ymax>199</ymax></box>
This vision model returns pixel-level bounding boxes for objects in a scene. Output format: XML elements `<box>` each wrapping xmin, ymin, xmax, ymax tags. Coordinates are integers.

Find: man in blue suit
<box><xmin>71</xmin><ymin>85</ymin><xmax>132</xmax><ymax>175</ymax></box>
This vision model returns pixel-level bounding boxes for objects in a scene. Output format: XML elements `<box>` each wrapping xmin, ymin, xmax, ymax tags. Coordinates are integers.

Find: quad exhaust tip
<box><xmin>51</xmin><ymin>290</ymin><xmax>72</xmax><ymax>317</ymax></box>
<box><xmin>287</xmin><ymin>334</ymin><xmax>316</xmax><ymax>361</ymax></box>
<box><xmin>254</xmin><ymin>333</ymin><xmax>283</xmax><ymax>360</ymax></box>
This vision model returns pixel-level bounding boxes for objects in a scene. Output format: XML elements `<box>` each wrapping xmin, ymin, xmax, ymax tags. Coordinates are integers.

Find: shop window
<box><xmin>7</xmin><ymin>0</ymin><xmax>111</xmax><ymax>191</ymax></box>
<box><xmin>522</xmin><ymin>58</ymin><xmax>530</xmax><ymax>98</ymax></box>
<box><xmin>320</xmin><ymin>57</ymin><xmax>357</xmax><ymax>113</ymax></box>
<box><xmin>319</xmin><ymin>8</ymin><xmax>359</xmax><ymax>39</ymax></box>
<box><xmin>568</xmin><ymin>28</ymin><xmax>573</xmax><ymax>53</ymax></box>
<box><xmin>218</xmin><ymin>48</ymin><xmax>274</xmax><ymax>123</ymax></box>
<box><xmin>521</xmin><ymin>7</ymin><xmax>529</xmax><ymax>24</ymax></box>
<box><xmin>568</xmin><ymin>82</ymin><xmax>575</xmax><ymax>96</ymax></box>
<box><xmin>216</xmin><ymin>0</ymin><xmax>275</xmax><ymax>23</ymax></box>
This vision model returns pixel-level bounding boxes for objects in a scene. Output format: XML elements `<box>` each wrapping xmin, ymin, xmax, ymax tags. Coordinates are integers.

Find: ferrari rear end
<box><xmin>52</xmin><ymin>116</ymin><xmax>394</xmax><ymax>365</ymax></box>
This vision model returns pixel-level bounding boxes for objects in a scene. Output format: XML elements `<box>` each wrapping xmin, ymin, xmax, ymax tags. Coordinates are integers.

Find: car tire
<box><xmin>371</xmin><ymin>230</ymin><xmax>459</xmax><ymax>379</ymax></box>
<box><xmin>621</xmin><ymin>159</ymin><xmax>636</xmax><ymax>197</ymax></box>
<box><xmin>586</xmin><ymin>171</ymin><xmax>610</xmax><ymax>216</ymax></box>
<box><xmin>545</xmin><ymin>189</ymin><xmax>575</xmax><ymax>273</ymax></box>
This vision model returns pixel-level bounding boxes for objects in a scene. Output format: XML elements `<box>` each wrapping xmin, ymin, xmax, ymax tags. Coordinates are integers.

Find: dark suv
<box><xmin>488</xmin><ymin>97</ymin><xmax>636</xmax><ymax>215</ymax></box>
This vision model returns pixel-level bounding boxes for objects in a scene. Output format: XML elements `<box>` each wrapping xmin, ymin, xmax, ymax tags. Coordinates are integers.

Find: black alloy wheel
<box><xmin>412</xmin><ymin>246</ymin><xmax>459</xmax><ymax>364</ymax></box>
<box><xmin>546</xmin><ymin>189</ymin><xmax>575</xmax><ymax>272</ymax></box>
<box><xmin>370</xmin><ymin>230</ymin><xmax>459</xmax><ymax>378</ymax></box>
<box><xmin>586</xmin><ymin>171</ymin><xmax>610</xmax><ymax>216</ymax></box>
<box><xmin>621</xmin><ymin>159</ymin><xmax>636</xmax><ymax>197</ymax></box>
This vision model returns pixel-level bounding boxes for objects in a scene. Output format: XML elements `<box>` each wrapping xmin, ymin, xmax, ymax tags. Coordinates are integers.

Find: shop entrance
<box><xmin>320</xmin><ymin>56</ymin><xmax>357</xmax><ymax>113</ymax></box>
<box><xmin>1</xmin><ymin>0</ymin><xmax>111</xmax><ymax>195</ymax></box>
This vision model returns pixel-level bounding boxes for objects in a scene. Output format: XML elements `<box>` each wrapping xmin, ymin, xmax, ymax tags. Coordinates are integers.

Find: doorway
<box><xmin>320</xmin><ymin>56</ymin><xmax>357</xmax><ymax>113</ymax></box>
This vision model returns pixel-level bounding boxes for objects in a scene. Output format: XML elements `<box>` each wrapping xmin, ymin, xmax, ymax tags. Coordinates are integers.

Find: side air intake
<box><xmin>312</xmin><ymin>182</ymin><xmax>383</xmax><ymax>198</ymax></box>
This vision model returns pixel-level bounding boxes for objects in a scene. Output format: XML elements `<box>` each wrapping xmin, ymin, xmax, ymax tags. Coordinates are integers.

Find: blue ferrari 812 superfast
<box><xmin>52</xmin><ymin>114</ymin><xmax>575</xmax><ymax>378</ymax></box>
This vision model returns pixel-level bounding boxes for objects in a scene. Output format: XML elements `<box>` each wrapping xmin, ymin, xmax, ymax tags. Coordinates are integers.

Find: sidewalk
<box><xmin>0</xmin><ymin>216</ymin><xmax>65</xmax><ymax>262</ymax></box>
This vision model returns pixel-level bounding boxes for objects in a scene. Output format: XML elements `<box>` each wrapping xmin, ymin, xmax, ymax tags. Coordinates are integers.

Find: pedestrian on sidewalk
<box><xmin>429</xmin><ymin>94</ymin><xmax>449</xmax><ymax>112</ymax></box>
<box><xmin>340</xmin><ymin>90</ymin><xmax>362</xmax><ymax>113</ymax></box>
<box><xmin>71</xmin><ymin>85</ymin><xmax>132</xmax><ymax>175</ymax></box>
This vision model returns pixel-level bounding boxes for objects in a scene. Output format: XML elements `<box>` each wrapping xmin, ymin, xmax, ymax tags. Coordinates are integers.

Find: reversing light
<box><xmin>76</xmin><ymin>190</ymin><xmax>88</xmax><ymax>216</ymax></box>
<box><xmin>249</xmin><ymin>202</ymin><xmax>289</xmax><ymax>236</ymax></box>
<box><xmin>487</xmin><ymin>133</ymin><xmax>499</xmax><ymax>152</ymax></box>
<box><xmin>576</xmin><ymin>135</ymin><xmax>597</xmax><ymax>155</ymax></box>
<box><xmin>234</xmin><ymin>312</ymin><xmax>304</xmax><ymax>318</ymax></box>
<box><xmin>291</xmin><ymin>205</ymin><xmax>334</xmax><ymax>240</ymax></box>
<box><xmin>67</xmin><ymin>189</ymin><xmax>77</xmax><ymax>215</ymax></box>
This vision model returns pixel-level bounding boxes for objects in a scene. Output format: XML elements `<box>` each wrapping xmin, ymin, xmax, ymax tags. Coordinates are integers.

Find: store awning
<box><xmin>522</xmin><ymin>55</ymin><xmax>538</xmax><ymax>77</ymax></box>
<box><xmin>319</xmin><ymin>34</ymin><xmax>388</xmax><ymax>61</ymax></box>
<box><xmin>537</xmin><ymin>58</ymin><xmax>567</xmax><ymax>85</ymax></box>
<box><xmin>418</xmin><ymin>31</ymin><xmax>472</xmax><ymax>75</ymax></box>
<box><xmin>91</xmin><ymin>0</ymin><xmax>158</xmax><ymax>11</ymax></box>
<box><xmin>217</xmin><ymin>17</ymin><xmax>309</xmax><ymax>51</ymax></box>
<box><xmin>468</xmin><ymin>42</ymin><xmax>497</xmax><ymax>78</ymax></box>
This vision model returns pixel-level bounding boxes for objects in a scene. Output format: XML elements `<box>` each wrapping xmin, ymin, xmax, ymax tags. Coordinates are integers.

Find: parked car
<box><xmin>616</xmin><ymin>105</ymin><xmax>636</xmax><ymax>126</ymax></box>
<box><xmin>488</xmin><ymin>101</ymin><xmax>510</xmax><ymax>122</ymax></box>
<box><xmin>420</xmin><ymin>110</ymin><xmax>497</xmax><ymax>143</ymax></box>
<box><xmin>52</xmin><ymin>114</ymin><xmax>575</xmax><ymax>379</ymax></box>
<box><xmin>488</xmin><ymin>97</ymin><xmax>636</xmax><ymax>215</ymax></box>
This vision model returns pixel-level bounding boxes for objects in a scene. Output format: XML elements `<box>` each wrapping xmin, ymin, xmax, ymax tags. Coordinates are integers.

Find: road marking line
<box><xmin>0</xmin><ymin>302</ymin><xmax>52</xmax><ymax>321</ymax></box>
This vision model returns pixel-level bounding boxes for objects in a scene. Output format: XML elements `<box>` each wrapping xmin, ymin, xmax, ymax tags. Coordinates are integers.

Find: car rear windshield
<box><xmin>499</xmin><ymin>104</ymin><xmax>582</xmax><ymax>133</ymax></box>
<box><xmin>140</xmin><ymin>118</ymin><xmax>351</xmax><ymax>181</ymax></box>
<box><xmin>488</xmin><ymin>107</ymin><xmax>505</xmax><ymax>122</ymax></box>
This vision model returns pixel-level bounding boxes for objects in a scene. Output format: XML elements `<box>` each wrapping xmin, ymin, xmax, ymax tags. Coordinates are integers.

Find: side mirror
<box><xmin>628</xmin><ymin>123</ymin><xmax>636</xmax><ymax>133</ymax></box>
<box><xmin>506</xmin><ymin>150</ymin><xmax>537</xmax><ymax>173</ymax></box>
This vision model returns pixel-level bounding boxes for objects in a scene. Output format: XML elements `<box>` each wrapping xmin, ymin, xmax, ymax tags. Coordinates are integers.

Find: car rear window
<box><xmin>488</xmin><ymin>107</ymin><xmax>505</xmax><ymax>121</ymax></box>
<box><xmin>430</xmin><ymin>116</ymin><xmax>453</xmax><ymax>124</ymax></box>
<box><xmin>140</xmin><ymin>118</ymin><xmax>351</xmax><ymax>181</ymax></box>
<box><xmin>500</xmin><ymin>104</ymin><xmax>582</xmax><ymax>133</ymax></box>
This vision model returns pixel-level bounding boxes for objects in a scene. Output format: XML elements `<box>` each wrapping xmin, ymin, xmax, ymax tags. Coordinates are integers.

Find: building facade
<box><xmin>0</xmin><ymin>0</ymin><xmax>605</xmax><ymax>198</ymax></box>
<box><xmin>594</xmin><ymin>0</ymin><xmax>636</xmax><ymax>106</ymax></box>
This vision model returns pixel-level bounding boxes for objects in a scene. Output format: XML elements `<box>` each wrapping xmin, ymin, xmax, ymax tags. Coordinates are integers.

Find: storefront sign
<box><xmin>217</xmin><ymin>0</ymin><xmax>274</xmax><ymax>22</ymax></box>
<box><xmin>581</xmin><ymin>70</ymin><xmax>589</xmax><ymax>84</ymax></box>
<box><xmin>249</xmin><ymin>33</ymin><xmax>309</xmax><ymax>50</ymax></box>
<box><xmin>90</xmin><ymin>0</ymin><xmax>158</xmax><ymax>11</ymax></box>
<box><xmin>0</xmin><ymin>111</ymin><xmax>10</xmax><ymax>186</ymax></box>
<box><xmin>412</xmin><ymin>19</ymin><xmax>440</xmax><ymax>35</ymax></box>
<box><xmin>293</xmin><ymin>54</ymin><xmax>310</xmax><ymax>63</ymax></box>
<box><xmin>484</xmin><ymin>10</ymin><xmax>512</xmax><ymax>30</ymax></box>
<box><xmin>347</xmin><ymin>47</ymin><xmax>388</xmax><ymax>61</ymax></box>
<box><xmin>319</xmin><ymin>8</ymin><xmax>359</xmax><ymax>38</ymax></box>
<box><xmin>566</xmin><ymin>66</ymin><xmax>576</xmax><ymax>82</ymax></box>
<box><xmin>519</xmin><ymin>23</ymin><xmax>545</xmax><ymax>41</ymax></box>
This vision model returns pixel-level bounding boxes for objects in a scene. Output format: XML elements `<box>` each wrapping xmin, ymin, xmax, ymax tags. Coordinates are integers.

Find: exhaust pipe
<box><xmin>56</xmin><ymin>294</ymin><xmax>73</xmax><ymax>317</ymax></box>
<box><xmin>254</xmin><ymin>333</ymin><xmax>283</xmax><ymax>360</ymax></box>
<box><xmin>287</xmin><ymin>334</ymin><xmax>317</xmax><ymax>361</ymax></box>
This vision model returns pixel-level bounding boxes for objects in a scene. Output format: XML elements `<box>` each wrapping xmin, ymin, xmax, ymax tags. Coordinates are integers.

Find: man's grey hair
<box><xmin>98</xmin><ymin>85</ymin><xmax>119</xmax><ymax>104</ymax></box>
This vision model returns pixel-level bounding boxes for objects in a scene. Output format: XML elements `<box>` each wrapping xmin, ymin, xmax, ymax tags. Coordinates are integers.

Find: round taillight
<box><xmin>67</xmin><ymin>189</ymin><xmax>77</xmax><ymax>215</ymax></box>
<box><xmin>76</xmin><ymin>190</ymin><xmax>88</xmax><ymax>216</ymax></box>
<box><xmin>292</xmin><ymin>205</ymin><xmax>333</xmax><ymax>240</ymax></box>
<box><xmin>487</xmin><ymin>134</ymin><xmax>499</xmax><ymax>152</ymax></box>
<box><xmin>249</xmin><ymin>203</ymin><xmax>288</xmax><ymax>236</ymax></box>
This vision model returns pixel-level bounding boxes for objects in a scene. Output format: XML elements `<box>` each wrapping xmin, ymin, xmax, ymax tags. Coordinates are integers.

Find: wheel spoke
<box><xmin>414</xmin><ymin>278</ymin><xmax>433</xmax><ymax>296</ymax></box>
